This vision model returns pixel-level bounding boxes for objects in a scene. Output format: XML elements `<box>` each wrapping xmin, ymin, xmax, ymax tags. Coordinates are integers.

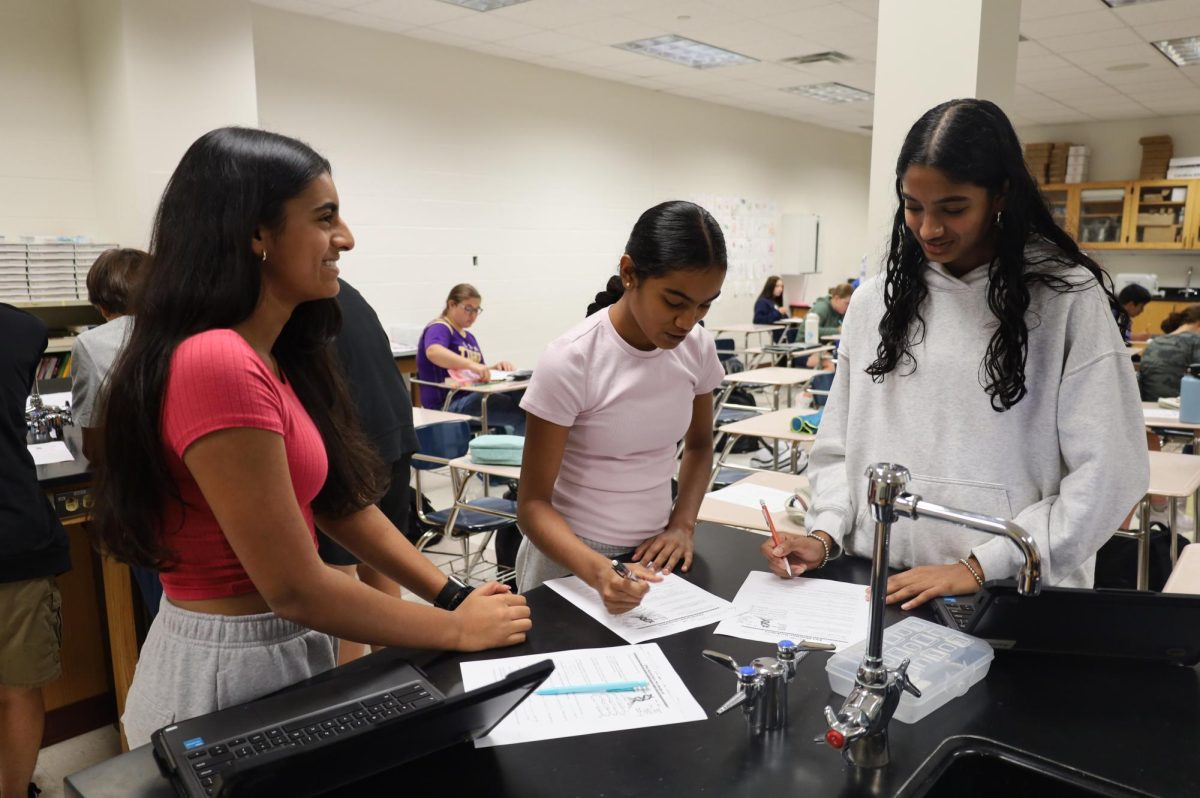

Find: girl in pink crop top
<box><xmin>89</xmin><ymin>128</ymin><xmax>531</xmax><ymax>747</ymax></box>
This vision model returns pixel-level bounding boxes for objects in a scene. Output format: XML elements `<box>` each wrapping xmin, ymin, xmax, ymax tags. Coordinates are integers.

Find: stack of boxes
<box><xmin>1024</xmin><ymin>142</ymin><xmax>1053</xmax><ymax>184</ymax></box>
<box><xmin>1048</xmin><ymin>142</ymin><xmax>1070</xmax><ymax>184</ymax></box>
<box><xmin>1166</xmin><ymin>156</ymin><xmax>1200</xmax><ymax>179</ymax></box>
<box><xmin>1139</xmin><ymin>135</ymin><xmax>1173</xmax><ymax>179</ymax></box>
<box><xmin>0</xmin><ymin>238</ymin><xmax>118</xmax><ymax>304</ymax></box>
<box><xmin>1065</xmin><ymin>145</ymin><xmax>1089</xmax><ymax>183</ymax></box>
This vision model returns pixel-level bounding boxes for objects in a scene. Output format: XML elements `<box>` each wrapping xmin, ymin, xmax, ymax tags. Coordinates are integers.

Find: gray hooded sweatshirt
<box><xmin>807</xmin><ymin>244</ymin><xmax>1149</xmax><ymax>587</ymax></box>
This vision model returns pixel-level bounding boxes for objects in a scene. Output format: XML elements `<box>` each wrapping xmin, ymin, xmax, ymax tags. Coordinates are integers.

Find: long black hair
<box><xmin>868</xmin><ymin>98</ymin><xmax>1117</xmax><ymax>411</ymax></box>
<box><xmin>91</xmin><ymin>127</ymin><xmax>385</xmax><ymax>568</ymax></box>
<box><xmin>587</xmin><ymin>200</ymin><xmax>727</xmax><ymax>316</ymax></box>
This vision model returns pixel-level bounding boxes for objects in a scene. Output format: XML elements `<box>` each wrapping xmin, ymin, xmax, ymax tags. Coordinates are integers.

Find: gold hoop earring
<box><xmin>261</xmin><ymin>249</ymin><xmax>268</xmax><ymax>263</ymax></box>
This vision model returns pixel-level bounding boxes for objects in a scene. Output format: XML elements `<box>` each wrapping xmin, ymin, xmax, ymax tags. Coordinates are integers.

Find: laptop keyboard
<box><xmin>181</xmin><ymin>681</ymin><xmax>438</xmax><ymax>796</ymax></box>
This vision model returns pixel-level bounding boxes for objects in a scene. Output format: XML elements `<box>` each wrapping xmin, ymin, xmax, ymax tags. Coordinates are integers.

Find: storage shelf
<box><xmin>13</xmin><ymin>300</ymin><xmax>91</xmax><ymax>308</ymax></box>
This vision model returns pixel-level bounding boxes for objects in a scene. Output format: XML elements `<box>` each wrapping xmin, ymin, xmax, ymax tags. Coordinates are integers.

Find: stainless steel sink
<box><xmin>1160</xmin><ymin>287</ymin><xmax>1200</xmax><ymax>301</ymax></box>
<box><xmin>896</xmin><ymin>736</ymin><xmax>1153</xmax><ymax>798</ymax></box>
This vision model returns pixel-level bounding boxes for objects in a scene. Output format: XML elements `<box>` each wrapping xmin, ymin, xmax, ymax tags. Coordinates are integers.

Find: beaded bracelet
<box><xmin>809</xmin><ymin>532</ymin><xmax>832</xmax><ymax>569</ymax></box>
<box><xmin>958</xmin><ymin>557</ymin><xmax>984</xmax><ymax>587</ymax></box>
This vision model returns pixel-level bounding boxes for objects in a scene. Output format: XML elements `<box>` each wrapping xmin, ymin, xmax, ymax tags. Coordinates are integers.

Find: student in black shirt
<box><xmin>0</xmin><ymin>304</ymin><xmax>70</xmax><ymax>798</ymax></box>
<box><xmin>317</xmin><ymin>279</ymin><xmax>420</xmax><ymax>663</ymax></box>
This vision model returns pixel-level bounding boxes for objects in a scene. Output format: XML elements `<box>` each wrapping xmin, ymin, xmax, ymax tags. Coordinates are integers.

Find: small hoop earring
<box><xmin>261</xmin><ymin>249</ymin><xmax>268</xmax><ymax>263</ymax></box>
<box><xmin>995</xmin><ymin>211</ymin><xmax>1003</xmax><ymax>229</ymax></box>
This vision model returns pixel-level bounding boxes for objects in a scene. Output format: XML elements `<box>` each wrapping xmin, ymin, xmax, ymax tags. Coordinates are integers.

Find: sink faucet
<box><xmin>822</xmin><ymin>463</ymin><xmax>1042</xmax><ymax>769</ymax></box>
<box><xmin>1184</xmin><ymin>266</ymin><xmax>1196</xmax><ymax>297</ymax></box>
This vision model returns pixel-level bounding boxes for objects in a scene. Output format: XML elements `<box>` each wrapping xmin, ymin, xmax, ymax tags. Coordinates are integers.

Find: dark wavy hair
<box><xmin>91</xmin><ymin>127</ymin><xmax>385</xmax><ymax>568</ymax></box>
<box><xmin>758</xmin><ymin>275</ymin><xmax>784</xmax><ymax>305</ymax></box>
<box><xmin>868</xmin><ymin>99</ymin><xmax>1117</xmax><ymax>411</ymax></box>
<box><xmin>1163</xmin><ymin>304</ymin><xmax>1200</xmax><ymax>334</ymax></box>
<box><xmin>587</xmin><ymin>200</ymin><xmax>727</xmax><ymax>316</ymax></box>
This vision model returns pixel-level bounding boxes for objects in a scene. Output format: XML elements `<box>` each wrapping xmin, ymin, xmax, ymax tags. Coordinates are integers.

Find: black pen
<box><xmin>611</xmin><ymin>559</ymin><xmax>641</xmax><ymax>582</ymax></box>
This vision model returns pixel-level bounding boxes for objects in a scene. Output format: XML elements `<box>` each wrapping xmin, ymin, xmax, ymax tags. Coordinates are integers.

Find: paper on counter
<box><xmin>1144</xmin><ymin>408</ymin><xmax>1181</xmax><ymax>422</ymax></box>
<box><xmin>714</xmin><ymin>571</ymin><xmax>869</xmax><ymax>648</ymax></box>
<box><xmin>28</xmin><ymin>440</ymin><xmax>74</xmax><ymax>465</ymax></box>
<box><xmin>545</xmin><ymin>572</ymin><xmax>733</xmax><ymax>644</ymax></box>
<box><xmin>26</xmin><ymin>392</ymin><xmax>72</xmax><ymax>412</ymax></box>
<box><xmin>705</xmin><ymin>481</ymin><xmax>795</xmax><ymax>511</ymax></box>
<box><xmin>460</xmin><ymin>643</ymin><xmax>705</xmax><ymax>747</ymax></box>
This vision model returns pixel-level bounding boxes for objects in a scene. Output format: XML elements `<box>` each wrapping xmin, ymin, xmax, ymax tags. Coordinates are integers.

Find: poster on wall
<box><xmin>691</xmin><ymin>194</ymin><xmax>777</xmax><ymax>298</ymax></box>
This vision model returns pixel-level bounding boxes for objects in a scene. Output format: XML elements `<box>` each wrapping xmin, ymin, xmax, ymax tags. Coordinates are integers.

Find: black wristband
<box><xmin>434</xmin><ymin>576</ymin><xmax>474</xmax><ymax>610</ymax></box>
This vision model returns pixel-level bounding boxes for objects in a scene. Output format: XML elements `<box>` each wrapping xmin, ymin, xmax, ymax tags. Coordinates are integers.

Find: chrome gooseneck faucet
<box><xmin>822</xmin><ymin>463</ymin><xmax>1043</xmax><ymax>769</ymax></box>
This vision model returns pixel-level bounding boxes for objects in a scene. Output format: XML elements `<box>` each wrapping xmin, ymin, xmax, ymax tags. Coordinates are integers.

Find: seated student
<box><xmin>415</xmin><ymin>284</ymin><xmax>525</xmax><ymax>433</ymax></box>
<box><xmin>1115</xmin><ymin>283</ymin><xmax>1152</xmax><ymax>343</ymax></box>
<box><xmin>762</xmin><ymin>99</ymin><xmax>1147</xmax><ymax>607</ymax></box>
<box><xmin>0</xmin><ymin>304</ymin><xmax>71</xmax><ymax>798</ymax></box>
<box><xmin>91</xmin><ymin>127</ymin><xmax>530</xmax><ymax>749</ymax></box>
<box><xmin>753</xmin><ymin>275</ymin><xmax>795</xmax><ymax>343</ymax></box>
<box><xmin>516</xmin><ymin>201</ymin><xmax>726</xmax><ymax>613</ymax></box>
<box><xmin>1139</xmin><ymin>305</ymin><xmax>1200</xmax><ymax>401</ymax></box>
<box><xmin>808</xmin><ymin>282</ymin><xmax>854</xmax><ymax>337</ymax></box>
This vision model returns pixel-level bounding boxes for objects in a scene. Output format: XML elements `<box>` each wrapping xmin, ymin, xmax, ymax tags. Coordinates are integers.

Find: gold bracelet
<box><xmin>958</xmin><ymin>557</ymin><xmax>984</xmax><ymax>587</ymax></box>
<box><xmin>808</xmin><ymin>532</ymin><xmax>831</xmax><ymax>569</ymax></box>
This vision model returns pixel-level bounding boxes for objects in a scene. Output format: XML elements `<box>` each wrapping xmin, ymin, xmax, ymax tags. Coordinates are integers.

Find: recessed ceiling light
<box><xmin>1152</xmin><ymin>36</ymin><xmax>1200</xmax><ymax>66</ymax></box>
<box><xmin>615</xmin><ymin>35</ymin><xmax>757</xmax><ymax>69</ymax></box>
<box><xmin>1106</xmin><ymin>62</ymin><xmax>1149</xmax><ymax>72</ymax></box>
<box><xmin>782</xmin><ymin>82</ymin><xmax>873</xmax><ymax>103</ymax></box>
<box><xmin>434</xmin><ymin>0</ymin><xmax>532</xmax><ymax>11</ymax></box>
<box><xmin>1102</xmin><ymin>0</ymin><xmax>1168</xmax><ymax>7</ymax></box>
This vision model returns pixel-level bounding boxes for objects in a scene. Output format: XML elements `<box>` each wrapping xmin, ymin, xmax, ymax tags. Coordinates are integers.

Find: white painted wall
<box><xmin>0</xmin><ymin>0</ymin><xmax>100</xmax><ymax>239</ymax></box>
<box><xmin>1019</xmin><ymin>114</ymin><xmax>1200</xmax><ymax>290</ymax></box>
<box><xmin>250</xmin><ymin>7</ymin><xmax>871</xmax><ymax>366</ymax></box>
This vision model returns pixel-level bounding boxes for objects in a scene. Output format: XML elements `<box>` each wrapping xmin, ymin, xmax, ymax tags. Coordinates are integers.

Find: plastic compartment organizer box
<box><xmin>825</xmin><ymin>617</ymin><xmax>994</xmax><ymax>724</ymax></box>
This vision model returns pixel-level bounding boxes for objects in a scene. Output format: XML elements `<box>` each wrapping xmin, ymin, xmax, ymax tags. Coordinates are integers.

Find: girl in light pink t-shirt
<box><xmin>517</xmin><ymin>201</ymin><xmax>727</xmax><ymax>614</ymax></box>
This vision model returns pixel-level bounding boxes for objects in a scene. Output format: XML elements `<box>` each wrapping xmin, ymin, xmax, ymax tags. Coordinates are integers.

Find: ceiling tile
<box><xmin>761</xmin><ymin>3</ymin><xmax>874</xmax><ymax>36</ymax></box>
<box><xmin>552</xmin><ymin>45</ymin><xmax>645</xmax><ymax>68</ymax></box>
<box><xmin>1020</xmin><ymin>0</ymin><xmax>1102</xmax><ymax>21</ymax></box>
<box><xmin>1113</xmin><ymin>0</ymin><xmax>1200</xmax><ymax>26</ymax></box>
<box><xmin>497</xmin><ymin>29</ymin><xmax>594</xmax><ymax>56</ymax></box>
<box><xmin>353</xmin><ymin>0</ymin><xmax>473</xmax><ymax>26</ymax></box>
<box><xmin>1035</xmin><ymin>26</ymin><xmax>1145</xmax><ymax>54</ymax></box>
<box><xmin>400</xmin><ymin>25</ymin><xmax>485</xmax><ymax>47</ymax></box>
<box><xmin>254</xmin><ymin>0</ymin><xmax>336</xmax><ymax>15</ymax></box>
<box><xmin>1130</xmin><ymin>18</ymin><xmax>1200</xmax><ymax>43</ymax></box>
<box><xmin>327</xmin><ymin>8</ymin><xmax>419</xmax><ymax>33</ymax></box>
<box><xmin>695</xmin><ymin>20</ymin><xmax>824</xmax><ymax>62</ymax></box>
<box><xmin>487</xmin><ymin>0</ymin><xmax>610</xmax><ymax>29</ymax></box>
<box><xmin>555</xmin><ymin>15</ymin><xmax>667</xmax><ymax>46</ymax></box>
<box><xmin>619</xmin><ymin>1</ymin><xmax>743</xmax><ymax>31</ymax></box>
<box><xmin>1018</xmin><ymin>40</ymin><xmax>1051</xmax><ymax>59</ymax></box>
<box><xmin>1027</xmin><ymin>10</ymin><xmax>1126</xmax><ymax>39</ymax></box>
<box><xmin>427</xmin><ymin>12</ymin><xmax>542</xmax><ymax>42</ymax></box>
<box><xmin>706</xmin><ymin>0</ymin><xmax>819</xmax><ymax>18</ymax></box>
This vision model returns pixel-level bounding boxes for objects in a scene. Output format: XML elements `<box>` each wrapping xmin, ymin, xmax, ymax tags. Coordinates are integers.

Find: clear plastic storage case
<box><xmin>825</xmin><ymin>617</ymin><xmax>994</xmax><ymax>724</ymax></box>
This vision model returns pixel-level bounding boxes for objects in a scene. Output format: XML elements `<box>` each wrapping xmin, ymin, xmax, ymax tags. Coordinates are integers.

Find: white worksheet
<box><xmin>1144</xmin><ymin>408</ymin><xmax>1180</xmax><ymax>422</ymax></box>
<box><xmin>459</xmin><ymin>643</ymin><xmax>705</xmax><ymax>747</ymax></box>
<box><xmin>27</xmin><ymin>440</ymin><xmax>74</xmax><ymax>465</ymax></box>
<box><xmin>705</xmin><ymin>482</ymin><xmax>795</xmax><ymax>511</ymax></box>
<box><xmin>545</xmin><ymin>572</ymin><xmax>733</xmax><ymax>644</ymax></box>
<box><xmin>714</xmin><ymin>571</ymin><xmax>870</xmax><ymax>648</ymax></box>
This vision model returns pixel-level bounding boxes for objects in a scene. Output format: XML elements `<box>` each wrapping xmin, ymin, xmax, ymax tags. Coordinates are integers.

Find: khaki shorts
<box><xmin>0</xmin><ymin>576</ymin><xmax>63</xmax><ymax>688</ymax></box>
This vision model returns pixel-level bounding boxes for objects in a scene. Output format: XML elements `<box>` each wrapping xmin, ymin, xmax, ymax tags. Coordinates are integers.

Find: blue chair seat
<box><xmin>427</xmin><ymin>496</ymin><xmax>517</xmax><ymax>535</ymax></box>
<box><xmin>716</xmin><ymin>407</ymin><xmax>757</xmax><ymax>426</ymax></box>
<box><xmin>712</xmin><ymin>467</ymin><xmax>752</xmax><ymax>491</ymax></box>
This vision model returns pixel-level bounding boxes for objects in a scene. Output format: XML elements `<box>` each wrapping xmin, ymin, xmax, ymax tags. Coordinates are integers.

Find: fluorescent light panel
<box><xmin>434</xmin><ymin>0</ymin><xmax>532</xmax><ymax>11</ymax></box>
<box><xmin>1153</xmin><ymin>36</ymin><xmax>1200</xmax><ymax>66</ymax></box>
<box><xmin>615</xmin><ymin>35</ymin><xmax>757</xmax><ymax>69</ymax></box>
<box><xmin>783</xmin><ymin>82</ymin><xmax>873</xmax><ymax>103</ymax></box>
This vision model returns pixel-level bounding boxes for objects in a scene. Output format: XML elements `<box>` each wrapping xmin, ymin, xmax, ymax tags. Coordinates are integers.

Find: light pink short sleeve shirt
<box><xmin>520</xmin><ymin>309</ymin><xmax>724</xmax><ymax>548</ymax></box>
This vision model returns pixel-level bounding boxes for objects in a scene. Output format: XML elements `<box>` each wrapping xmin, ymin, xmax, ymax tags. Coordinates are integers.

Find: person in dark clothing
<box><xmin>753</xmin><ymin>275</ymin><xmax>795</xmax><ymax>343</ymax></box>
<box><xmin>1115</xmin><ymin>283</ymin><xmax>1152</xmax><ymax>343</ymax></box>
<box><xmin>1139</xmin><ymin>304</ymin><xmax>1200</xmax><ymax>400</ymax></box>
<box><xmin>0</xmin><ymin>304</ymin><xmax>70</xmax><ymax>798</ymax></box>
<box><xmin>317</xmin><ymin>279</ymin><xmax>422</xmax><ymax>663</ymax></box>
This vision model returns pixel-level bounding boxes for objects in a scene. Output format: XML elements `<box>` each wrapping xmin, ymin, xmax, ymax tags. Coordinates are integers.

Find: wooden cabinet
<box><xmin>1043</xmin><ymin>179</ymin><xmax>1200</xmax><ymax>250</ymax></box>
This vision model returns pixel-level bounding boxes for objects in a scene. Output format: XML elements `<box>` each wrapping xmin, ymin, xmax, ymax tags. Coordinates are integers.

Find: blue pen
<box><xmin>536</xmin><ymin>680</ymin><xmax>649</xmax><ymax>696</ymax></box>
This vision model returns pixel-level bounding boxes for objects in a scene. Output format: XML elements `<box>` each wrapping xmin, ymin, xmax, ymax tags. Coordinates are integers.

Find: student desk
<box><xmin>711</xmin><ymin>405</ymin><xmax>817</xmax><ymax>485</ymax></box>
<box><xmin>411</xmin><ymin>407</ymin><xmax>473</xmax><ymax>428</ymax></box>
<box><xmin>708</xmin><ymin>322</ymin><xmax>783</xmax><ymax>351</ymax></box>
<box><xmin>443</xmin><ymin>455</ymin><xmax>521</xmax><ymax>582</ymax></box>
<box><xmin>697</xmin><ymin>471</ymin><xmax>809</xmax><ymax>536</ymax></box>
<box><xmin>1129</xmin><ymin>451</ymin><xmax>1200</xmax><ymax>589</ymax></box>
<box><xmin>1143</xmin><ymin>402</ymin><xmax>1200</xmax><ymax>435</ymax></box>
<box><xmin>821</xmin><ymin>333</ymin><xmax>841</xmax><ymax>342</ymax></box>
<box><xmin>65</xmin><ymin>523</ymin><xmax>1200</xmax><ymax>798</ymax></box>
<box><xmin>715</xmin><ymin>367</ymin><xmax>820</xmax><ymax>417</ymax></box>
<box><xmin>741</xmin><ymin>343</ymin><xmax>833</xmax><ymax>369</ymax></box>
<box><xmin>410</xmin><ymin>378</ymin><xmax>528</xmax><ymax>433</ymax></box>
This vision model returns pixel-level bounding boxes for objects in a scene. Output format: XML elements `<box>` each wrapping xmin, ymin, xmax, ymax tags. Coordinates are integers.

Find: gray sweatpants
<box><xmin>515</xmin><ymin>535</ymin><xmax>633</xmax><ymax>593</ymax></box>
<box><xmin>121</xmin><ymin>599</ymin><xmax>337</xmax><ymax>749</ymax></box>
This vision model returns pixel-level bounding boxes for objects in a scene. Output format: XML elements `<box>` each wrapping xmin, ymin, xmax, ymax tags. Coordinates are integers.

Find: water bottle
<box><xmin>804</xmin><ymin>311</ymin><xmax>820</xmax><ymax>345</ymax></box>
<box><xmin>1182</xmin><ymin>363</ymin><xmax>1200</xmax><ymax>424</ymax></box>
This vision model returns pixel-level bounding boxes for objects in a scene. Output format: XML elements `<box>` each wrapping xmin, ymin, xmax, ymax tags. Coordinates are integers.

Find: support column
<box><xmin>77</xmin><ymin>0</ymin><xmax>259</xmax><ymax>247</ymax></box>
<box><xmin>865</xmin><ymin>0</ymin><xmax>1022</xmax><ymax>267</ymax></box>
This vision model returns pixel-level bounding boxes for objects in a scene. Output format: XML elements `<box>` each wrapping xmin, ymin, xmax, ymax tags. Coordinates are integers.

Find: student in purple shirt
<box><xmin>416</xmin><ymin>283</ymin><xmax>525</xmax><ymax>433</ymax></box>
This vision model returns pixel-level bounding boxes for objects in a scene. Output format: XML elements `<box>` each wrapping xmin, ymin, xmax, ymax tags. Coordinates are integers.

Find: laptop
<box><xmin>932</xmin><ymin>580</ymin><xmax>1200</xmax><ymax>666</ymax></box>
<box><xmin>152</xmin><ymin>654</ymin><xmax>553</xmax><ymax>797</ymax></box>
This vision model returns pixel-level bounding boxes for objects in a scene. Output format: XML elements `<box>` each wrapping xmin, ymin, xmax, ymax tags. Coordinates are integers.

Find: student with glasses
<box><xmin>416</xmin><ymin>283</ymin><xmax>526</xmax><ymax>433</ymax></box>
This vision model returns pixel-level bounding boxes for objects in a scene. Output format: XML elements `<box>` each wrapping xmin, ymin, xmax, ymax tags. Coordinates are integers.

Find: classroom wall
<box><xmin>1019</xmin><ymin>114</ymin><xmax>1200</xmax><ymax>289</ymax></box>
<box><xmin>251</xmin><ymin>7</ymin><xmax>872</xmax><ymax>366</ymax></box>
<box><xmin>0</xmin><ymin>0</ymin><xmax>100</xmax><ymax>239</ymax></box>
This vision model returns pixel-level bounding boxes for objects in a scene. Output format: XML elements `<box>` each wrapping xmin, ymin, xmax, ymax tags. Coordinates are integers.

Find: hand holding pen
<box><xmin>595</xmin><ymin>558</ymin><xmax>660</xmax><ymax>615</ymax></box>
